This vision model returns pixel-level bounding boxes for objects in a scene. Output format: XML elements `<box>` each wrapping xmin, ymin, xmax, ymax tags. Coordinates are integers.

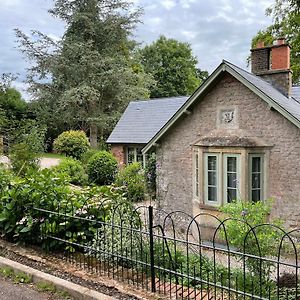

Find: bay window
<box><xmin>193</xmin><ymin>149</ymin><xmax>266</xmax><ymax>206</ymax></box>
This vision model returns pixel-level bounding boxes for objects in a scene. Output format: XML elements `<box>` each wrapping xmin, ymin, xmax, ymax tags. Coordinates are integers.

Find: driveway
<box><xmin>0</xmin><ymin>156</ymin><xmax>61</xmax><ymax>169</ymax></box>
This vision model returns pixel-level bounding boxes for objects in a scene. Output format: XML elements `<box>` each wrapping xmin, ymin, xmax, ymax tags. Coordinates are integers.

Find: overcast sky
<box><xmin>0</xmin><ymin>0</ymin><xmax>273</xmax><ymax>99</ymax></box>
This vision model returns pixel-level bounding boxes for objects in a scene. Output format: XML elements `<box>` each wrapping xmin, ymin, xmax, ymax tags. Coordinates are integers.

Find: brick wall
<box><xmin>251</xmin><ymin>43</ymin><xmax>292</xmax><ymax>96</ymax></box>
<box><xmin>156</xmin><ymin>73</ymin><xmax>300</xmax><ymax>229</ymax></box>
<box><xmin>111</xmin><ymin>145</ymin><xmax>126</xmax><ymax>167</ymax></box>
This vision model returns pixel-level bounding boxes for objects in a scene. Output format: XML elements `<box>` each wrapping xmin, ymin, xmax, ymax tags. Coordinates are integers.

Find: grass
<box><xmin>39</xmin><ymin>152</ymin><xmax>66</xmax><ymax>159</ymax></box>
<box><xmin>0</xmin><ymin>267</ymin><xmax>72</xmax><ymax>299</ymax></box>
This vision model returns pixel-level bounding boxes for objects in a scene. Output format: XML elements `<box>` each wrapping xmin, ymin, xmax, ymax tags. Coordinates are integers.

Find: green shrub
<box><xmin>87</xmin><ymin>151</ymin><xmax>118</xmax><ymax>185</ymax></box>
<box><xmin>53</xmin><ymin>130</ymin><xmax>90</xmax><ymax>159</ymax></box>
<box><xmin>115</xmin><ymin>162</ymin><xmax>146</xmax><ymax>202</ymax></box>
<box><xmin>8</xmin><ymin>120</ymin><xmax>46</xmax><ymax>176</ymax></box>
<box><xmin>9</xmin><ymin>142</ymin><xmax>40</xmax><ymax>176</ymax></box>
<box><xmin>0</xmin><ymin>169</ymin><xmax>70</xmax><ymax>245</ymax></box>
<box><xmin>54</xmin><ymin>157</ymin><xmax>88</xmax><ymax>186</ymax></box>
<box><xmin>220</xmin><ymin>200</ymin><xmax>283</xmax><ymax>281</ymax></box>
<box><xmin>80</xmin><ymin>148</ymin><xmax>99</xmax><ymax>165</ymax></box>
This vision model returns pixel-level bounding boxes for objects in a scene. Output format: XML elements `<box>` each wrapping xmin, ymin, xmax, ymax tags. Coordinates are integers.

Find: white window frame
<box><xmin>249</xmin><ymin>154</ymin><xmax>264</xmax><ymax>202</ymax></box>
<box><xmin>193</xmin><ymin>151</ymin><xmax>200</xmax><ymax>199</ymax></box>
<box><xmin>126</xmin><ymin>146</ymin><xmax>144</xmax><ymax>166</ymax></box>
<box><xmin>204</xmin><ymin>153</ymin><xmax>221</xmax><ymax>206</ymax></box>
<box><xmin>223</xmin><ymin>153</ymin><xmax>241</xmax><ymax>204</ymax></box>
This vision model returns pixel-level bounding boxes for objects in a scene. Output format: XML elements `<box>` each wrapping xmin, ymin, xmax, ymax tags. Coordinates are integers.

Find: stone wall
<box><xmin>156</xmin><ymin>73</ymin><xmax>300</xmax><ymax>229</ymax></box>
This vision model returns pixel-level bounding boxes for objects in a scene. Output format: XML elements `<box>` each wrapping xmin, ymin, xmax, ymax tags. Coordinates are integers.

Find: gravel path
<box><xmin>0</xmin><ymin>156</ymin><xmax>61</xmax><ymax>169</ymax></box>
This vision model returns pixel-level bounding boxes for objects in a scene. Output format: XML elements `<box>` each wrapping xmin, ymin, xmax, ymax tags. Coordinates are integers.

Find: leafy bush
<box><xmin>220</xmin><ymin>200</ymin><xmax>283</xmax><ymax>280</ymax></box>
<box><xmin>54</xmin><ymin>157</ymin><xmax>88</xmax><ymax>186</ymax></box>
<box><xmin>115</xmin><ymin>162</ymin><xmax>146</xmax><ymax>202</ymax></box>
<box><xmin>0</xmin><ymin>166</ymin><xmax>126</xmax><ymax>249</ymax></box>
<box><xmin>80</xmin><ymin>148</ymin><xmax>99</xmax><ymax>165</ymax></box>
<box><xmin>53</xmin><ymin>130</ymin><xmax>90</xmax><ymax>159</ymax></box>
<box><xmin>0</xmin><ymin>169</ymin><xmax>70</xmax><ymax>245</ymax></box>
<box><xmin>87</xmin><ymin>151</ymin><xmax>118</xmax><ymax>185</ymax></box>
<box><xmin>9</xmin><ymin>120</ymin><xmax>46</xmax><ymax>176</ymax></box>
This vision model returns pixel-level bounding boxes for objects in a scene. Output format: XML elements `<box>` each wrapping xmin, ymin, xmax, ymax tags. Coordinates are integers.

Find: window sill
<box><xmin>199</xmin><ymin>203</ymin><xmax>220</xmax><ymax>211</ymax></box>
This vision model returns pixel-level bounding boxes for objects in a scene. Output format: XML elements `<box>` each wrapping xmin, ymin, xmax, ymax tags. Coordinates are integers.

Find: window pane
<box><xmin>227</xmin><ymin>173</ymin><xmax>237</xmax><ymax>188</ymax></box>
<box><xmin>252</xmin><ymin>173</ymin><xmax>261</xmax><ymax>189</ymax></box>
<box><xmin>208</xmin><ymin>156</ymin><xmax>217</xmax><ymax>170</ymax></box>
<box><xmin>208</xmin><ymin>171</ymin><xmax>217</xmax><ymax>186</ymax></box>
<box><xmin>252</xmin><ymin>190</ymin><xmax>260</xmax><ymax>202</ymax></box>
<box><xmin>227</xmin><ymin>157</ymin><xmax>237</xmax><ymax>172</ymax></box>
<box><xmin>250</xmin><ymin>155</ymin><xmax>263</xmax><ymax>202</ymax></box>
<box><xmin>136</xmin><ymin>148</ymin><xmax>143</xmax><ymax>163</ymax></box>
<box><xmin>226</xmin><ymin>156</ymin><xmax>239</xmax><ymax>203</ymax></box>
<box><xmin>127</xmin><ymin>147</ymin><xmax>135</xmax><ymax>164</ymax></box>
<box><xmin>205</xmin><ymin>154</ymin><xmax>218</xmax><ymax>203</ymax></box>
<box><xmin>227</xmin><ymin>188</ymin><xmax>237</xmax><ymax>203</ymax></box>
<box><xmin>208</xmin><ymin>187</ymin><xmax>217</xmax><ymax>202</ymax></box>
<box><xmin>252</xmin><ymin>157</ymin><xmax>261</xmax><ymax>172</ymax></box>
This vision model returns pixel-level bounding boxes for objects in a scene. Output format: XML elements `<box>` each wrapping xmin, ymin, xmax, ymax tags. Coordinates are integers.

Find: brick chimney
<box><xmin>251</xmin><ymin>38</ymin><xmax>292</xmax><ymax>97</ymax></box>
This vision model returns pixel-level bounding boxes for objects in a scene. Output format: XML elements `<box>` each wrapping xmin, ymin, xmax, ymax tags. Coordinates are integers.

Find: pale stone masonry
<box><xmin>155</xmin><ymin>73</ymin><xmax>300</xmax><ymax>229</ymax></box>
<box><xmin>108</xmin><ymin>39</ymin><xmax>300</xmax><ymax>234</ymax></box>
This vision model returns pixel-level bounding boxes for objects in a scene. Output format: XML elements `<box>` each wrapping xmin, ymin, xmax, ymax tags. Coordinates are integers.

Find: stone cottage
<box><xmin>109</xmin><ymin>40</ymin><xmax>300</xmax><ymax>230</ymax></box>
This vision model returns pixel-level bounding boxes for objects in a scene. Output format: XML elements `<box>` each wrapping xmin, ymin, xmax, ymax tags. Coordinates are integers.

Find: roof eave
<box><xmin>142</xmin><ymin>62</ymin><xmax>226</xmax><ymax>154</ymax></box>
<box><xmin>142</xmin><ymin>62</ymin><xmax>300</xmax><ymax>154</ymax></box>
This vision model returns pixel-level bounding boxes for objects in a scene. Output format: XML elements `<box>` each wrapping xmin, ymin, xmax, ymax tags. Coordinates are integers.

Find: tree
<box><xmin>139</xmin><ymin>35</ymin><xmax>207</xmax><ymax>98</ymax></box>
<box><xmin>251</xmin><ymin>0</ymin><xmax>300</xmax><ymax>83</ymax></box>
<box><xmin>15</xmin><ymin>0</ymin><xmax>152</xmax><ymax>148</ymax></box>
<box><xmin>0</xmin><ymin>74</ymin><xmax>28</xmax><ymax>146</ymax></box>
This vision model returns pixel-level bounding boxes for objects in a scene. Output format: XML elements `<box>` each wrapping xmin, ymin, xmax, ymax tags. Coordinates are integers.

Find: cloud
<box><xmin>0</xmin><ymin>0</ymin><xmax>274</xmax><ymax>100</ymax></box>
<box><xmin>160</xmin><ymin>0</ymin><xmax>176</xmax><ymax>10</ymax></box>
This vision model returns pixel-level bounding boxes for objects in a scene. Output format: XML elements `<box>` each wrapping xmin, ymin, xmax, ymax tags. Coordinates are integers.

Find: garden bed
<box><xmin>0</xmin><ymin>239</ymin><xmax>160</xmax><ymax>300</ymax></box>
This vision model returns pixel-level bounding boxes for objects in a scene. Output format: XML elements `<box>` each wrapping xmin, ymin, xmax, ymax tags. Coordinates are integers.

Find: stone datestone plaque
<box><xmin>217</xmin><ymin>107</ymin><xmax>238</xmax><ymax>128</ymax></box>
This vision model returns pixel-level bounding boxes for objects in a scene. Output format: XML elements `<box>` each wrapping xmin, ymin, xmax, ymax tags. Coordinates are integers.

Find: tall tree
<box><xmin>251</xmin><ymin>0</ymin><xmax>300</xmax><ymax>83</ymax></box>
<box><xmin>139</xmin><ymin>36</ymin><xmax>207</xmax><ymax>98</ymax></box>
<box><xmin>16</xmin><ymin>0</ymin><xmax>152</xmax><ymax>148</ymax></box>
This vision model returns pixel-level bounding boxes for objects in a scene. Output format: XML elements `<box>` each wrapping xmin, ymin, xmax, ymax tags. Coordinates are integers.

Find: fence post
<box><xmin>148</xmin><ymin>205</ymin><xmax>156</xmax><ymax>292</ymax></box>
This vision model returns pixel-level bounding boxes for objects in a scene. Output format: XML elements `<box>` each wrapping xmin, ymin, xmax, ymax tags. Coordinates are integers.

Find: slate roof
<box><xmin>106</xmin><ymin>96</ymin><xmax>188</xmax><ymax>144</ymax></box>
<box><xmin>143</xmin><ymin>60</ymin><xmax>300</xmax><ymax>153</ymax></box>
<box><xmin>292</xmin><ymin>86</ymin><xmax>300</xmax><ymax>104</ymax></box>
<box><xmin>225</xmin><ymin>61</ymin><xmax>300</xmax><ymax>122</ymax></box>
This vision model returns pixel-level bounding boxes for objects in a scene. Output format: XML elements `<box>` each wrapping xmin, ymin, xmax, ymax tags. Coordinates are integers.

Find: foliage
<box><xmin>145</xmin><ymin>153</ymin><xmax>156</xmax><ymax>197</ymax></box>
<box><xmin>0</xmin><ymin>164</ymin><xmax>127</xmax><ymax>250</ymax></box>
<box><xmin>80</xmin><ymin>148</ymin><xmax>99</xmax><ymax>165</ymax></box>
<box><xmin>0</xmin><ymin>74</ymin><xmax>31</xmax><ymax>153</ymax></box>
<box><xmin>9</xmin><ymin>119</ymin><xmax>46</xmax><ymax>176</ymax></box>
<box><xmin>115</xmin><ymin>162</ymin><xmax>146</xmax><ymax>202</ymax></box>
<box><xmin>251</xmin><ymin>0</ymin><xmax>300</xmax><ymax>82</ymax></box>
<box><xmin>139</xmin><ymin>35</ymin><xmax>207</xmax><ymax>98</ymax></box>
<box><xmin>0</xmin><ymin>168</ymin><xmax>70</xmax><ymax>245</ymax></box>
<box><xmin>87</xmin><ymin>151</ymin><xmax>118</xmax><ymax>185</ymax></box>
<box><xmin>220</xmin><ymin>200</ymin><xmax>283</xmax><ymax>280</ymax></box>
<box><xmin>53</xmin><ymin>130</ymin><xmax>90</xmax><ymax>159</ymax></box>
<box><xmin>54</xmin><ymin>157</ymin><xmax>88</xmax><ymax>186</ymax></box>
<box><xmin>15</xmin><ymin>0</ymin><xmax>153</xmax><ymax>148</ymax></box>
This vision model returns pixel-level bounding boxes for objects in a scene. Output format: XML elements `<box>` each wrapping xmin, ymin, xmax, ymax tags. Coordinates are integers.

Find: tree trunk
<box><xmin>90</xmin><ymin>123</ymin><xmax>98</xmax><ymax>149</ymax></box>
